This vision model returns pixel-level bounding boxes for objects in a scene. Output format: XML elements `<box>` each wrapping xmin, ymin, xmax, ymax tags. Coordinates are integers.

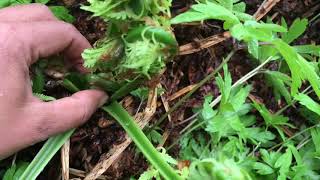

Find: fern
<box><xmin>82</xmin><ymin>38</ymin><xmax>123</xmax><ymax>70</ymax></box>
<box><xmin>81</xmin><ymin>0</ymin><xmax>134</xmax><ymax>20</ymax></box>
<box><xmin>122</xmin><ymin>39</ymin><xmax>165</xmax><ymax>78</ymax></box>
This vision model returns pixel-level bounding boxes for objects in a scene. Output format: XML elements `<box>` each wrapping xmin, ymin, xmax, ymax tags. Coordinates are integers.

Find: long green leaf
<box><xmin>19</xmin><ymin>130</ymin><xmax>74</xmax><ymax>180</ymax></box>
<box><xmin>295</xmin><ymin>93</ymin><xmax>320</xmax><ymax>116</ymax></box>
<box><xmin>103</xmin><ymin>102</ymin><xmax>182</xmax><ymax>180</ymax></box>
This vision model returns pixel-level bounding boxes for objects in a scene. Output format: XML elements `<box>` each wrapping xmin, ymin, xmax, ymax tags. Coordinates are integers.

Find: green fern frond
<box><xmin>82</xmin><ymin>38</ymin><xmax>124</xmax><ymax>70</ymax></box>
<box><xmin>81</xmin><ymin>0</ymin><xmax>131</xmax><ymax>21</ymax></box>
<box><xmin>121</xmin><ymin>39</ymin><xmax>165</xmax><ymax>78</ymax></box>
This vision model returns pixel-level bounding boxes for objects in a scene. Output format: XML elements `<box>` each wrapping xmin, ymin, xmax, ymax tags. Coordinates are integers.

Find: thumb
<box><xmin>32</xmin><ymin>90</ymin><xmax>108</xmax><ymax>139</ymax></box>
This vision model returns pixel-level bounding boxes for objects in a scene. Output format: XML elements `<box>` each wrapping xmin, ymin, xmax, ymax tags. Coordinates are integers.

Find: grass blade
<box><xmin>19</xmin><ymin>130</ymin><xmax>74</xmax><ymax>180</ymax></box>
<box><xmin>103</xmin><ymin>102</ymin><xmax>182</xmax><ymax>180</ymax></box>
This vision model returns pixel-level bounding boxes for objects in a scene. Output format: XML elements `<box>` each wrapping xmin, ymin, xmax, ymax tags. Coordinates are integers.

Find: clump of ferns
<box><xmin>81</xmin><ymin>27</ymin><xmax>176</xmax><ymax>93</ymax></box>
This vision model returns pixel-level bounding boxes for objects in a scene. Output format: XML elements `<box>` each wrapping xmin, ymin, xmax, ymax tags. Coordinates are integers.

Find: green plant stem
<box><xmin>19</xmin><ymin>130</ymin><xmax>74</xmax><ymax>180</ymax></box>
<box><xmin>148</xmin><ymin>50</ymin><xmax>236</xmax><ymax>133</ymax></box>
<box><xmin>110</xmin><ymin>77</ymin><xmax>143</xmax><ymax>101</ymax></box>
<box><xmin>275</xmin><ymin>86</ymin><xmax>312</xmax><ymax>115</ymax></box>
<box><xmin>62</xmin><ymin>79</ymin><xmax>80</xmax><ymax>92</ymax></box>
<box><xmin>102</xmin><ymin>102</ymin><xmax>182</xmax><ymax>180</ymax></box>
<box><xmin>268</xmin><ymin>123</ymin><xmax>320</xmax><ymax>151</ymax></box>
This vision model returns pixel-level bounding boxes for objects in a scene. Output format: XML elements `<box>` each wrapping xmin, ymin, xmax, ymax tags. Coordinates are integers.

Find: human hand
<box><xmin>0</xmin><ymin>4</ymin><xmax>108</xmax><ymax>159</ymax></box>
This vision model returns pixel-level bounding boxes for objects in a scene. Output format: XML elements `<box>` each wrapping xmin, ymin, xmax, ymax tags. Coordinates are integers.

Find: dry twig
<box><xmin>61</xmin><ymin>139</ymin><xmax>70</xmax><ymax>180</ymax></box>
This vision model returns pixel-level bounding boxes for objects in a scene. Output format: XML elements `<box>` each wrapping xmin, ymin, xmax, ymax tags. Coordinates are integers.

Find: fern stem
<box><xmin>102</xmin><ymin>102</ymin><xmax>182</xmax><ymax>180</ymax></box>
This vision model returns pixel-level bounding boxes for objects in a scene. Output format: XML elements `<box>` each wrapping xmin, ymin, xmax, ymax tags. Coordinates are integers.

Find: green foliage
<box><xmin>272</xmin><ymin>39</ymin><xmax>320</xmax><ymax>98</ymax></box>
<box><xmin>172</xmin><ymin>1</ymin><xmax>320</xmax><ymax>102</ymax></box>
<box><xmin>2</xmin><ymin>162</ymin><xmax>29</xmax><ymax>180</ymax></box>
<box><xmin>281</xmin><ymin>18</ymin><xmax>308</xmax><ymax>44</ymax></box>
<box><xmin>81</xmin><ymin>0</ymin><xmax>178</xmax><ymax>97</ymax></box>
<box><xmin>20</xmin><ymin>130</ymin><xmax>75</xmax><ymax>180</ymax></box>
<box><xmin>49</xmin><ymin>6</ymin><xmax>75</xmax><ymax>23</ymax></box>
<box><xmin>189</xmin><ymin>158</ymin><xmax>252</xmax><ymax>180</ymax></box>
<box><xmin>81</xmin><ymin>0</ymin><xmax>171</xmax><ymax>21</ymax></box>
<box><xmin>35</xmin><ymin>0</ymin><xmax>50</xmax><ymax>4</ymax></box>
<box><xmin>264</xmin><ymin>71</ymin><xmax>292</xmax><ymax>104</ymax></box>
<box><xmin>177</xmin><ymin>63</ymin><xmax>320</xmax><ymax>179</ymax></box>
<box><xmin>104</xmin><ymin>102</ymin><xmax>182</xmax><ymax>180</ymax></box>
<box><xmin>252</xmin><ymin>101</ymin><xmax>293</xmax><ymax>141</ymax></box>
<box><xmin>31</xmin><ymin>66</ymin><xmax>45</xmax><ymax>94</ymax></box>
<box><xmin>203</xmin><ymin>65</ymin><xmax>276</xmax><ymax>146</ymax></box>
<box><xmin>295</xmin><ymin>93</ymin><xmax>320</xmax><ymax>116</ymax></box>
<box><xmin>171</xmin><ymin>0</ymin><xmax>252</xmax><ymax>28</ymax></box>
<box><xmin>0</xmin><ymin>0</ymin><xmax>75</xmax><ymax>23</ymax></box>
<box><xmin>311</xmin><ymin>128</ymin><xmax>320</xmax><ymax>156</ymax></box>
<box><xmin>122</xmin><ymin>39</ymin><xmax>165</xmax><ymax>78</ymax></box>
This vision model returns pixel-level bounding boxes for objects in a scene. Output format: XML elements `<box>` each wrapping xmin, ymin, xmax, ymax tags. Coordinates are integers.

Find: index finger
<box><xmin>0</xmin><ymin>4</ymin><xmax>57</xmax><ymax>22</ymax></box>
<box><xmin>7</xmin><ymin>21</ymin><xmax>91</xmax><ymax>72</ymax></box>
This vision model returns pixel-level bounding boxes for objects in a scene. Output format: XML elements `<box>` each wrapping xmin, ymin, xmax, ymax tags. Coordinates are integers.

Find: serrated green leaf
<box><xmin>233</xmin><ymin>11</ymin><xmax>254</xmax><ymax>21</ymax></box>
<box><xmin>246</xmin><ymin>128</ymin><xmax>276</xmax><ymax>144</ymax></box>
<box><xmin>281</xmin><ymin>17</ymin><xmax>288</xmax><ymax>30</ymax></box>
<box><xmin>214</xmin><ymin>0</ymin><xmax>233</xmax><ymax>10</ymax></box>
<box><xmin>287</xmin><ymin>144</ymin><xmax>303</xmax><ymax>166</ymax></box>
<box><xmin>311</xmin><ymin>127</ymin><xmax>320</xmax><ymax>154</ymax></box>
<box><xmin>3</xmin><ymin>161</ymin><xmax>29</xmax><ymax>180</ymax></box>
<box><xmin>248</xmin><ymin>39</ymin><xmax>259</xmax><ymax>58</ymax></box>
<box><xmin>282</xmin><ymin>18</ymin><xmax>308</xmax><ymax>44</ymax></box>
<box><xmin>253</xmin><ymin>162</ymin><xmax>274</xmax><ymax>175</ymax></box>
<box><xmin>295</xmin><ymin>93</ymin><xmax>320</xmax><ymax>117</ymax></box>
<box><xmin>229</xmin><ymin>85</ymin><xmax>251</xmax><ymax>112</ymax></box>
<box><xmin>130</xmin><ymin>87</ymin><xmax>149</xmax><ymax>101</ymax></box>
<box><xmin>260</xmin><ymin>149</ymin><xmax>282</xmax><ymax>167</ymax></box>
<box><xmin>148</xmin><ymin>130</ymin><xmax>162</xmax><ymax>144</ymax></box>
<box><xmin>171</xmin><ymin>2</ymin><xmax>240</xmax><ymax>28</ymax></box>
<box><xmin>217</xmin><ymin>65</ymin><xmax>232</xmax><ymax>105</ymax></box>
<box><xmin>233</xmin><ymin>2</ymin><xmax>246</xmax><ymax>13</ymax></box>
<box><xmin>245</xmin><ymin>21</ymin><xmax>287</xmax><ymax>33</ymax></box>
<box><xmin>252</xmin><ymin>101</ymin><xmax>291</xmax><ymax>127</ymax></box>
<box><xmin>201</xmin><ymin>96</ymin><xmax>217</xmax><ymax>121</ymax></box>
<box><xmin>272</xmin><ymin>39</ymin><xmax>320</xmax><ymax>98</ymax></box>
<box><xmin>139</xmin><ymin>169</ymin><xmax>159</xmax><ymax>180</ymax></box>
<box><xmin>231</xmin><ymin>21</ymin><xmax>282</xmax><ymax>42</ymax></box>
<box><xmin>159</xmin><ymin>148</ymin><xmax>178</xmax><ymax>165</ymax></box>
<box><xmin>294</xmin><ymin>45</ymin><xmax>320</xmax><ymax>57</ymax></box>
<box><xmin>49</xmin><ymin>6</ymin><xmax>75</xmax><ymax>23</ymax></box>
<box><xmin>3</xmin><ymin>165</ymin><xmax>16</xmax><ymax>180</ymax></box>
<box><xmin>35</xmin><ymin>0</ymin><xmax>50</xmax><ymax>4</ymax></box>
<box><xmin>275</xmin><ymin>148</ymin><xmax>292</xmax><ymax>180</ymax></box>
<box><xmin>265</xmin><ymin>71</ymin><xmax>292</xmax><ymax>104</ymax></box>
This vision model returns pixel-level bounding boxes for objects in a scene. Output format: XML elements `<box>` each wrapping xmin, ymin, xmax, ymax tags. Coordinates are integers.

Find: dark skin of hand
<box><xmin>0</xmin><ymin>4</ymin><xmax>108</xmax><ymax>159</ymax></box>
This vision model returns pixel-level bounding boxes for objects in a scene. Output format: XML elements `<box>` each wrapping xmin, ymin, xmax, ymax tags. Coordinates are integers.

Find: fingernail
<box><xmin>99</xmin><ymin>94</ymin><xmax>109</xmax><ymax>107</ymax></box>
